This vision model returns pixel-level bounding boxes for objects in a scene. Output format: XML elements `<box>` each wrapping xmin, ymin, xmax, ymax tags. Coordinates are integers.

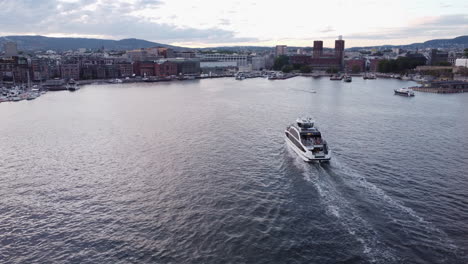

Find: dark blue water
<box><xmin>1</xmin><ymin>77</ymin><xmax>467</xmax><ymax>263</ymax></box>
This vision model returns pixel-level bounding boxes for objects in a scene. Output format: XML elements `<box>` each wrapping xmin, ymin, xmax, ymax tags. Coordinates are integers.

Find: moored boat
<box><xmin>67</xmin><ymin>79</ymin><xmax>79</xmax><ymax>91</ymax></box>
<box><xmin>330</xmin><ymin>74</ymin><xmax>343</xmax><ymax>80</ymax></box>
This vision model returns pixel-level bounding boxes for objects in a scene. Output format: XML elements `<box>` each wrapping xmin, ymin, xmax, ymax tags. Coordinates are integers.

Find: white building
<box><xmin>252</xmin><ymin>56</ymin><xmax>266</xmax><ymax>71</ymax></box>
<box><xmin>200</xmin><ymin>61</ymin><xmax>237</xmax><ymax>68</ymax></box>
<box><xmin>275</xmin><ymin>45</ymin><xmax>287</xmax><ymax>56</ymax></box>
<box><xmin>455</xmin><ymin>58</ymin><xmax>468</xmax><ymax>68</ymax></box>
<box><xmin>200</xmin><ymin>54</ymin><xmax>248</xmax><ymax>67</ymax></box>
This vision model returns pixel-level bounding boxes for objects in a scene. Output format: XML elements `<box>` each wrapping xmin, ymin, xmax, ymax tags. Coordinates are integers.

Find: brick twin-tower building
<box><xmin>291</xmin><ymin>36</ymin><xmax>345</xmax><ymax>70</ymax></box>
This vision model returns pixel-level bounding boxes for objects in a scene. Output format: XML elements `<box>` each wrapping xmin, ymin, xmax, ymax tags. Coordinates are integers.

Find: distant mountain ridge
<box><xmin>348</xmin><ymin>35</ymin><xmax>468</xmax><ymax>51</ymax></box>
<box><xmin>0</xmin><ymin>35</ymin><xmax>190</xmax><ymax>51</ymax></box>
<box><xmin>1</xmin><ymin>35</ymin><xmax>467</xmax><ymax>52</ymax></box>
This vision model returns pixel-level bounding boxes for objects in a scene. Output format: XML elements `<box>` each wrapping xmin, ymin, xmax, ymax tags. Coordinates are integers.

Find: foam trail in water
<box><xmin>326</xmin><ymin>157</ymin><xmax>459</xmax><ymax>255</ymax></box>
<box><xmin>285</xmin><ymin>145</ymin><xmax>396</xmax><ymax>263</ymax></box>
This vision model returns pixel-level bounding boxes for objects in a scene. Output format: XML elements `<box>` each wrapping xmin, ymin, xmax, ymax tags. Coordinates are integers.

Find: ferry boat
<box><xmin>394</xmin><ymin>87</ymin><xmax>415</xmax><ymax>97</ymax></box>
<box><xmin>285</xmin><ymin>117</ymin><xmax>331</xmax><ymax>162</ymax></box>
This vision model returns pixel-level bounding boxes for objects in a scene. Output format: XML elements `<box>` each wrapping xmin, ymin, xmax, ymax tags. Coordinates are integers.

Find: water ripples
<box><xmin>0</xmin><ymin>78</ymin><xmax>467</xmax><ymax>263</ymax></box>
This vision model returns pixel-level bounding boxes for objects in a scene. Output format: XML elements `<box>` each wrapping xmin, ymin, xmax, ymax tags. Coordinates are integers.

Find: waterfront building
<box><xmin>61</xmin><ymin>63</ymin><xmax>80</xmax><ymax>80</ymax></box>
<box><xmin>167</xmin><ymin>58</ymin><xmax>201</xmax><ymax>75</ymax></box>
<box><xmin>31</xmin><ymin>58</ymin><xmax>52</xmax><ymax>81</ymax></box>
<box><xmin>251</xmin><ymin>56</ymin><xmax>266</xmax><ymax>71</ymax></box>
<box><xmin>155</xmin><ymin>60</ymin><xmax>177</xmax><ymax>77</ymax></box>
<box><xmin>275</xmin><ymin>45</ymin><xmax>287</xmax><ymax>57</ymax></box>
<box><xmin>117</xmin><ymin>62</ymin><xmax>134</xmax><ymax>77</ymax></box>
<box><xmin>289</xmin><ymin>37</ymin><xmax>345</xmax><ymax>70</ymax></box>
<box><xmin>132</xmin><ymin>60</ymin><xmax>177</xmax><ymax>77</ymax></box>
<box><xmin>133</xmin><ymin>61</ymin><xmax>155</xmax><ymax>76</ymax></box>
<box><xmin>289</xmin><ymin>37</ymin><xmax>346</xmax><ymax>70</ymax></box>
<box><xmin>200</xmin><ymin>54</ymin><xmax>249</xmax><ymax>67</ymax></box>
<box><xmin>413</xmin><ymin>81</ymin><xmax>468</xmax><ymax>93</ymax></box>
<box><xmin>264</xmin><ymin>54</ymin><xmax>275</xmax><ymax>69</ymax></box>
<box><xmin>345</xmin><ymin>59</ymin><xmax>365</xmax><ymax>73</ymax></box>
<box><xmin>200</xmin><ymin>61</ymin><xmax>237</xmax><ymax>74</ymax></box>
<box><xmin>367</xmin><ymin>58</ymin><xmax>381</xmax><ymax>72</ymax></box>
<box><xmin>0</xmin><ymin>56</ymin><xmax>30</xmax><ymax>83</ymax></box>
<box><xmin>455</xmin><ymin>58</ymin><xmax>468</xmax><ymax>68</ymax></box>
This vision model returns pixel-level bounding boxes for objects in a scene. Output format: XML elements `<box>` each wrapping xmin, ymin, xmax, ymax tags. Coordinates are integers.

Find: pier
<box><xmin>412</xmin><ymin>81</ymin><xmax>468</xmax><ymax>93</ymax></box>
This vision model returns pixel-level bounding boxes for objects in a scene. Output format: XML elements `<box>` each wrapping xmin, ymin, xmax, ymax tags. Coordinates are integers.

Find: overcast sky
<box><xmin>0</xmin><ymin>0</ymin><xmax>467</xmax><ymax>48</ymax></box>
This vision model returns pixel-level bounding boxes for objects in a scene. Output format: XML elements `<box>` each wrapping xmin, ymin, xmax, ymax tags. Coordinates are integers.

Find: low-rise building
<box><xmin>155</xmin><ymin>60</ymin><xmax>177</xmax><ymax>76</ymax></box>
<box><xmin>455</xmin><ymin>58</ymin><xmax>468</xmax><ymax>68</ymax></box>
<box><xmin>368</xmin><ymin>58</ymin><xmax>381</xmax><ymax>72</ymax></box>
<box><xmin>200</xmin><ymin>54</ymin><xmax>248</xmax><ymax>67</ymax></box>
<box><xmin>167</xmin><ymin>58</ymin><xmax>201</xmax><ymax>75</ymax></box>
<box><xmin>200</xmin><ymin>61</ymin><xmax>237</xmax><ymax>74</ymax></box>
<box><xmin>345</xmin><ymin>59</ymin><xmax>365</xmax><ymax>73</ymax></box>
<box><xmin>251</xmin><ymin>56</ymin><xmax>266</xmax><ymax>71</ymax></box>
<box><xmin>118</xmin><ymin>62</ymin><xmax>134</xmax><ymax>77</ymax></box>
<box><xmin>61</xmin><ymin>63</ymin><xmax>80</xmax><ymax>80</ymax></box>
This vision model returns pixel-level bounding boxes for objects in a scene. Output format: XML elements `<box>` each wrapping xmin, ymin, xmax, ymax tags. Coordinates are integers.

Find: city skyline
<box><xmin>0</xmin><ymin>0</ymin><xmax>467</xmax><ymax>48</ymax></box>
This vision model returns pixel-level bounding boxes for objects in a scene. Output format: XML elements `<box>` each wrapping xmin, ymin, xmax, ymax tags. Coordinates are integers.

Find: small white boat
<box><xmin>285</xmin><ymin>117</ymin><xmax>331</xmax><ymax>162</ymax></box>
<box><xmin>108</xmin><ymin>78</ymin><xmax>123</xmax><ymax>83</ymax></box>
<box><xmin>330</xmin><ymin>74</ymin><xmax>343</xmax><ymax>80</ymax></box>
<box><xmin>0</xmin><ymin>96</ymin><xmax>9</xmax><ymax>103</ymax></box>
<box><xmin>26</xmin><ymin>92</ymin><xmax>39</xmax><ymax>100</ymax></box>
<box><xmin>394</xmin><ymin>87</ymin><xmax>415</xmax><ymax>96</ymax></box>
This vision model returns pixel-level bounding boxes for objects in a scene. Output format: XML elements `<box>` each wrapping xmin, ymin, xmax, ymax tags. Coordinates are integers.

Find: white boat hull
<box><xmin>285</xmin><ymin>135</ymin><xmax>331</xmax><ymax>162</ymax></box>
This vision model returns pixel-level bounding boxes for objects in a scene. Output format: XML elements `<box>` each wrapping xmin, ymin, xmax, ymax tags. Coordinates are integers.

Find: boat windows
<box><xmin>297</xmin><ymin>122</ymin><xmax>313</xmax><ymax>129</ymax></box>
<box><xmin>288</xmin><ymin>128</ymin><xmax>300</xmax><ymax>140</ymax></box>
<box><xmin>289</xmin><ymin>135</ymin><xmax>305</xmax><ymax>152</ymax></box>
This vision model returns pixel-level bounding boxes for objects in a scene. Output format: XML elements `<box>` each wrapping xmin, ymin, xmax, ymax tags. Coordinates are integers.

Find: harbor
<box><xmin>1</xmin><ymin>77</ymin><xmax>466</xmax><ymax>263</ymax></box>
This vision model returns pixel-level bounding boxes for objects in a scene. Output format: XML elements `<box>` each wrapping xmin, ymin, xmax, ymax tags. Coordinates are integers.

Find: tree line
<box><xmin>377</xmin><ymin>56</ymin><xmax>427</xmax><ymax>73</ymax></box>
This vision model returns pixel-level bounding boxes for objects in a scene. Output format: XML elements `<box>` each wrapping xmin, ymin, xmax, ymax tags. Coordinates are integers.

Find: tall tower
<box><xmin>313</xmin><ymin>41</ymin><xmax>323</xmax><ymax>58</ymax></box>
<box><xmin>275</xmin><ymin>45</ymin><xmax>287</xmax><ymax>56</ymax></box>
<box><xmin>335</xmin><ymin>36</ymin><xmax>345</xmax><ymax>68</ymax></box>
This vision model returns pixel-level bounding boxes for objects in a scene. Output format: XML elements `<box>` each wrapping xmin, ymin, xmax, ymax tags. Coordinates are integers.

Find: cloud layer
<box><xmin>0</xmin><ymin>0</ymin><xmax>256</xmax><ymax>44</ymax></box>
<box><xmin>0</xmin><ymin>0</ymin><xmax>467</xmax><ymax>47</ymax></box>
